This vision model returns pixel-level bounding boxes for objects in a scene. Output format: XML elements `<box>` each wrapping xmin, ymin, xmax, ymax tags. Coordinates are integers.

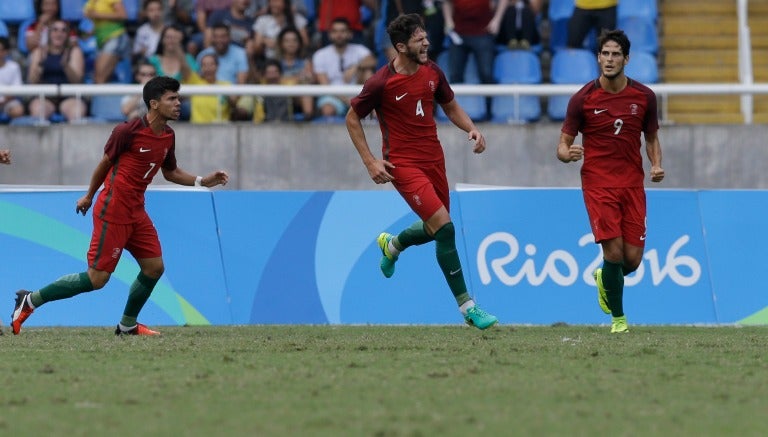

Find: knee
<box><xmin>433</xmin><ymin>222</ymin><xmax>455</xmax><ymax>241</ymax></box>
<box><xmin>88</xmin><ymin>271</ymin><xmax>111</xmax><ymax>290</ymax></box>
<box><xmin>142</xmin><ymin>264</ymin><xmax>165</xmax><ymax>279</ymax></box>
<box><xmin>623</xmin><ymin>258</ymin><xmax>642</xmax><ymax>274</ymax></box>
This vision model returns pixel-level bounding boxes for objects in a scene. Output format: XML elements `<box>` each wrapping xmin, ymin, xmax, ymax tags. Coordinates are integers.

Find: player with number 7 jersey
<box><xmin>10</xmin><ymin>76</ymin><xmax>229</xmax><ymax>337</ymax></box>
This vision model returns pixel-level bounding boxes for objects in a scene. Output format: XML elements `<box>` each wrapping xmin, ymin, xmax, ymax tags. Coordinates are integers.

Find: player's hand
<box><xmin>559</xmin><ymin>144</ymin><xmax>583</xmax><ymax>162</ymax></box>
<box><xmin>76</xmin><ymin>196</ymin><xmax>92</xmax><ymax>216</ymax></box>
<box><xmin>367</xmin><ymin>159</ymin><xmax>395</xmax><ymax>184</ymax></box>
<box><xmin>650</xmin><ymin>166</ymin><xmax>665</xmax><ymax>182</ymax></box>
<box><xmin>203</xmin><ymin>170</ymin><xmax>229</xmax><ymax>187</ymax></box>
<box><xmin>469</xmin><ymin>131</ymin><xmax>486</xmax><ymax>154</ymax></box>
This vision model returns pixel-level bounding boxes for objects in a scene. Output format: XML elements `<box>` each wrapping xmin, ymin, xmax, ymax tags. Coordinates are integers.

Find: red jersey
<box><xmin>93</xmin><ymin>116</ymin><xmax>178</xmax><ymax>224</ymax></box>
<box><xmin>350</xmin><ymin>60</ymin><xmax>454</xmax><ymax>165</ymax></box>
<box><xmin>562</xmin><ymin>78</ymin><xmax>658</xmax><ymax>188</ymax></box>
<box><xmin>451</xmin><ymin>0</ymin><xmax>493</xmax><ymax>36</ymax></box>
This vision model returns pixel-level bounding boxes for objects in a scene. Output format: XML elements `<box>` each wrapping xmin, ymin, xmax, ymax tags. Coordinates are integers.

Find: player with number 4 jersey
<box><xmin>347</xmin><ymin>13</ymin><xmax>497</xmax><ymax>330</ymax></box>
<box><xmin>557</xmin><ymin>29</ymin><xmax>665</xmax><ymax>334</ymax></box>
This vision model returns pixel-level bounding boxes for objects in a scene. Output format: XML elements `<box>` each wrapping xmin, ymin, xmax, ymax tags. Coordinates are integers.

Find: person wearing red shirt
<box><xmin>346</xmin><ymin>13</ymin><xmax>497</xmax><ymax>330</ymax></box>
<box><xmin>557</xmin><ymin>29</ymin><xmax>665</xmax><ymax>334</ymax></box>
<box><xmin>10</xmin><ymin>76</ymin><xmax>230</xmax><ymax>337</ymax></box>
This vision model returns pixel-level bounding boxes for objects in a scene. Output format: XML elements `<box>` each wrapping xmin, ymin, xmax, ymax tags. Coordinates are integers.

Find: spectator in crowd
<box><xmin>274</xmin><ymin>26</ymin><xmax>314</xmax><ymax>119</ymax></box>
<box><xmin>148</xmin><ymin>24</ymin><xmax>198</xmax><ymax>82</ymax></box>
<box><xmin>84</xmin><ymin>0</ymin><xmax>130</xmax><ymax>83</ymax></box>
<box><xmin>190</xmin><ymin>0</ymin><xmax>234</xmax><ymax>54</ymax></box>
<box><xmin>77</xmin><ymin>19</ymin><xmax>98</xmax><ymax>83</ymax></box>
<box><xmin>251</xmin><ymin>0</ymin><xmax>309</xmax><ymax>61</ymax></box>
<box><xmin>186</xmin><ymin>53</ymin><xmax>236</xmax><ymax>123</ymax></box>
<box><xmin>206</xmin><ymin>0</ymin><xmax>255</xmax><ymax>49</ymax></box>
<box><xmin>316</xmin><ymin>0</ymin><xmax>376</xmax><ymax>47</ymax></box>
<box><xmin>121</xmin><ymin>61</ymin><xmax>157</xmax><ymax>120</ymax></box>
<box><xmin>312</xmin><ymin>18</ymin><xmax>375</xmax><ymax>118</ymax></box>
<box><xmin>133</xmin><ymin>0</ymin><xmax>165</xmax><ymax>61</ymax></box>
<box><xmin>0</xmin><ymin>37</ymin><xmax>25</xmax><ymax>121</ymax></box>
<box><xmin>259</xmin><ymin>58</ymin><xmax>292</xmax><ymax>122</ymax></box>
<box><xmin>380</xmin><ymin>1</ymin><xmax>446</xmax><ymax>62</ymax></box>
<box><xmin>442</xmin><ymin>0</ymin><xmax>507</xmax><ymax>85</ymax></box>
<box><xmin>498</xmin><ymin>0</ymin><xmax>541</xmax><ymax>50</ymax></box>
<box><xmin>196</xmin><ymin>23</ymin><xmax>249</xmax><ymax>84</ymax></box>
<box><xmin>567</xmin><ymin>0</ymin><xmax>617</xmax><ymax>49</ymax></box>
<box><xmin>24</xmin><ymin>0</ymin><xmax>76</xmax><ymax>54</ymax></box>
<box><xmin>26</xmin><ymin>20</ymin><xmax>88</xmax><ymax>122</ymax></box>
<box><xmin>163</xmin><ymin>0</ymin><xmax>197</xmax><ymax>29</ymax></box>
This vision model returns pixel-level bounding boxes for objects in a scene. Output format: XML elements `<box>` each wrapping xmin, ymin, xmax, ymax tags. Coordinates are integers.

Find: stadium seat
<box><xmin>619</xmin><ymin>16</ymin><xmax>658</xmax><ymax>55</ymax></box>
<box><xmin>124</xmin><ymin>0</ymin><xmax>140</xmax><ymax>22</ymax></box>
<box><xmin>548</xmin><ymin>0</ymin><xmax>574</xmax><ymax>52</ymax></box>
<box><xmin>435</xmin><ymin>51</ymin><xmax>487</xmax><ymax>122</ymax></box>
<box><xmin>89</xmin><ymin>95</ymin><xmax>126</xmax><ymax>122</ymax></box>
<box><xmin>0</xmin><ymin>19</ymin><xmax>7</xmax><ymax>37</ymax></box>
<box><xmin>0</xmin><ymin>0</ymin><xmax>35</xmax><ymax>24</ymax></box>
<box><xmin>16</xmin><ymin>18</ymin><xmax>35</xmax><ymax>55</ymax></box>
<box><xmin>625</xmin><ymin>51</ymin><xmax>659</xmax><ymax>84</ymax></box>
<box><xmin>111</xmin><ymin>57</ymin><xmax>134</xmax><ymax>84</ymax></box>
<box><xmin>61</xmin><ymin>0</ymin><xmax>87</xmax><ymax>22</ymax></box>
<box><xmin>491</xmin><ymin>50</ymin><xmax>542</xmax><ymax>122</ymax></box>
<box><xmin>548</xmin><ymin>48</ymin><xmax>598</xmax><ymax>120</ymax></box>
<box><xmin>618</xmin><ymin>0</ymin><xmax>658</xmax><ymax>22</ymax></box>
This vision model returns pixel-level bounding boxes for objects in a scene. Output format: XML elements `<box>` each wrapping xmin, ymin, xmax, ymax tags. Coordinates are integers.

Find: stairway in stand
<box><xmin>661</xmin><ymin>0</ymin><xmax>768</xmax><ymax>123</ymax></box>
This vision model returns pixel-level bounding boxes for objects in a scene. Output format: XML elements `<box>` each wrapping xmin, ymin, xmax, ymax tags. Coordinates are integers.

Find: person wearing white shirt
<box><xmin>0</xmin><ymin>37</ymin><xmax>24</xmax><ymax>120</ymax></box>
<box><xmin>133</xmin><ymin>0</ymin><xmax>165</xmax><ymax>59</ymax></box>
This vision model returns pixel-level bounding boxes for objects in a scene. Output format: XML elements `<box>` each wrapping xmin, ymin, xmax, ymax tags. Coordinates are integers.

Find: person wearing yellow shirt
<box><xmin>186</xmin><ymin>53</ymin><xmax>235</xmax><ymax>123</ymax></box>
<box><xmin>84</xmin><ymin>0</ymin><xmax>129</xmax><ymax>83</ymax></box>
<box><xmin>567</xmin><ymin>0</ymin><xmax>617</xmax><ymax>49</ymax></box>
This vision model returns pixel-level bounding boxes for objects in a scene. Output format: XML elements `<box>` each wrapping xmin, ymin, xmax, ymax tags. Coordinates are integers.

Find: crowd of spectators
<box><xmin>0</xmin><ymin>0</ymin><xmax>559</xmax><ymax>125</ymax></box>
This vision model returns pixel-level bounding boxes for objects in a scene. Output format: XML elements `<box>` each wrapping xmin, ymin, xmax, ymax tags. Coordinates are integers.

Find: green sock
<box><xmin>393</xmin><ymin>221</ymin><xmax>434</xmax><ymax>251</ymax></box>
<box><xmin>602</xmin><ymin>259</ymin><xmax>625</xmax><ymax>317</ymax></box>
<box><xmin>120</xmin><ymin>272</ymin><xmax>160</xmax><ymax>326</ymax></box>
<box><xmin>35</xmin><ymin>272</ymin><xmax>94</xmax><ymax>306</ymax></box>
<box><xmin>434</xmin><ymin>222</ymin><xmax>471</xmax><ymax>306</ymax></box>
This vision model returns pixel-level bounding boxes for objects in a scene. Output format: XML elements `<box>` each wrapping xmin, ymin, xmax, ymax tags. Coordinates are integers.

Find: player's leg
<box><xmin>378</xmin><ymin>220</ymin><xmax>434</xmax><ymax>276</ymax></box>
<box><xmin>10</xmin><ymin>217</ymin><xmax>124</xmax><ymax>335</ymax></box>
<box><xmin>116</xmin><ymin>216</ymin><xmax>163</xmax><ymax>336</ymax></box>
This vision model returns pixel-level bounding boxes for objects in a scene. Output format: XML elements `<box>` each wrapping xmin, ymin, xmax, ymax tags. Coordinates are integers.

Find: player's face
<box><xmin>598</xmin><ymin>40</ymin><xmax>627</xmax><ymax>79</ymax></box>
<box><xmin>154</xmin><ymin>90</ymin><xmax>182</xmax><ymax>121</ymax></box>
<box><xmin>404</xmin><ymin>28</ymin><xmax>429</xmax><ymax>65</ymax></box>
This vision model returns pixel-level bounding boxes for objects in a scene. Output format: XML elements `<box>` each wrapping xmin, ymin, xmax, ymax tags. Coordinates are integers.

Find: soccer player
<box><xmin>556</xmin><ymin>29</ymin><xmax>665</xmax><ymax>333</ymax></box>
<box><xmin>10</xmin><ymin>76</ymin><xmax>229</xmax><ymax>336</ymax></box>
<box><xmin>346</xmin><ymin>13</ymin><xmax>498</xmax><ymax>330</ymax></box>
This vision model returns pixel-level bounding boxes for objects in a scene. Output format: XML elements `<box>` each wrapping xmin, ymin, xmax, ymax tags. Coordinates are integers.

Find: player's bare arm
<box><xmin>644</xmin><ymin>130</ymin><xmax>664</xmax><ymax>183</ymax></box>
<box><xmin>346</xmin><ymin>107</ymin><xmax>395</xmax><ymax>184</ymax></box>
<box><xmin>440</xmin><ymin>99</ymin><xmax>486</xmax><ymax>154</ymax></box>
<box><xmin>556</xmin><ymin>132</ymin><xmax>583</xmax><ymax>163</ymax></box>
<box><xmin>162</xmin><ymin>167</ymin><xmax>230</xmax><ymax>187</ymax></box>
<box><xmin>0</xmin><ymin>149</ymin><xmax>10</xmax><ymax>164</ymax></box>
<box><xmin>76</xmin><ymin>154</ymin><xmax>113</xmax><ymax>215</ymax></box>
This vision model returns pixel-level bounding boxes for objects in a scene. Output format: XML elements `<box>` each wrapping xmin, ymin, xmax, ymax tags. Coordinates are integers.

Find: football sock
<box><xmin>35</xmin><ymin>272</ymin><xmax>94</xmax><ymax>306</ymax></box>
<box><xmin>459</xmin><ymin>300</ymin><xmax>475</xmax><ymax>316</ymax></box>
<box><xmin>434</xmin><ymin>222</ymin><xmax>471</xmax><ymax>306</ymax></box>
<box><xmin>120</xmin><ymin>272</ymin><xmax>160</xmax><ymax>326</ymax></box>
<box><xmin>394</xmin><ymin>221</ymin><xmax>434</xmax><ymax>252</ymax></box>
<box><xmin>602</xmin><ymin>259</ymin><xmax>625</xmax><ymax>317</ymax></box>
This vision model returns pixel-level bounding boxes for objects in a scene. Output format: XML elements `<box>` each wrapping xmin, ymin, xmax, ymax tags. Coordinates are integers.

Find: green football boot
<box><xmin>593</xmin><ymin>268</ymin><xmax>611</xmax><ymax>315</ymax></box>
<box><xmin>464</xmin><ymin>305</ymin><xmax>498</xmax><ymax>330</ymax></box>
<box><xmin>377</xmin><ymin>232</ymin><xmax>398</xmax><ymax>278</ymax></box>
<box><xmin>611</xmin><ymin>315</ymin><xmax>629</xmax><ymax>333</ymax></box>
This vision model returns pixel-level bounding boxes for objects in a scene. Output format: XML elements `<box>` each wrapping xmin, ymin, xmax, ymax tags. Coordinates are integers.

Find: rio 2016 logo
<box><xmin>476</xmin><ymin>232</ymin><xmax>702</xmax><ymax>287</ymax></box>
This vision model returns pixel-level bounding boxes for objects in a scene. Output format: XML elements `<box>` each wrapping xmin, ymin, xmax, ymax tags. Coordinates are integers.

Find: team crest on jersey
<box><xmin>429</xmin><ymin>81</ymin><xmax>435</xmax><ymax>92</ymax></box>
<box><xmin>630</xmin><ymin>104</ymin><xmax>639</xmax><ymax>115</ymax></box>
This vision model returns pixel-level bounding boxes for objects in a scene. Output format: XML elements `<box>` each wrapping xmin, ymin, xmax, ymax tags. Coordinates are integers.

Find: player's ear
<box><xmin>396</xmin><ymin>42</ymin><xmax>406</xmax><ymax>53</ymax></box>
<box><xmin>150</xmin><ymin>99</ymin><xmax>159</xmax><ymax>110</ymax></box>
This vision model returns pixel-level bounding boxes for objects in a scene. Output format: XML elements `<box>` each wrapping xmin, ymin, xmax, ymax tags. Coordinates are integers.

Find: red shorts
<box><xmin>391</xmin><ymin>162</ymin><xmax>449</xmax><ymax>221</ymax></box>
<box><xmin>582</xmin><ymin>187</ymin><xmax>647</xmax><ymax>247</ymax></box>
<box><xmin>88</xmin><ymin>212</ymin><xmax>162</xmax><ymax>272</ymax></box>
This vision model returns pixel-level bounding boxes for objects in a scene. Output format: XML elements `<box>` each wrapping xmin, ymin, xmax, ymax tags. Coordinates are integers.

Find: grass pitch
<box><xmin>1</xmin><ymin>325</ymin><xmax>766</xmax><ymax>436</ymax></box>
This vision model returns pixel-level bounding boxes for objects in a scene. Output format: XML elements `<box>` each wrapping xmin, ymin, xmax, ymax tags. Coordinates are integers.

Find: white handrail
<box><xmin>737</xmin><ymin>0</ymin><xmax>753</xmax><ymax>124</ymax></box>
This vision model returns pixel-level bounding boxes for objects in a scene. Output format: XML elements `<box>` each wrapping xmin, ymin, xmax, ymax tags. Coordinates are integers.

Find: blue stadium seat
<box><xmin>620</xmin><ymin>16</ymin><xmax>658</xmax><ymax>55</ymax></box>
<box><xmin>625</xmin><ymin>50</ymin><xmax>659</xmax><ymax>84</ymax></box>
<box><xmin>89</xmin><ymin>95</ymin><xmax>126</xmax><ymax>122</ymax></box>
<box><xmin>0</xmin><ymin>19</ymin><xmax>8</xmax><ymax>37</ymax></box>
<box><xmin>618</xmin><ymin>0</ymin><xmax>658</xmax><ymax>22</ymax></box>
<box><xmin>16</xmin><ymin>18</ymin><xmax>35</xmax><ymax>55</ymax></box>
<box><xmin>0</xmin><ymin>0</ymin><xmax>35</xmax><ymax>24</ymax></box>
<box><xmin>491</xmin><ymin>50</ymin><xmax>542</xmax><ymax>122</ymax></box>
<box><xmin>112</xmin><ymin>57</ymin><xmax>134</xmax><ymax>84</ymax></box>
<box><xmin>548</xmin><ymin>48</ymin><xmax>598</xmax><ymax>120</ymax></box>
<box><xmin>548</xmin><ymin>0</ymin><xmax>574</xmax><ymax>52</ymax></box>
<box><xmin>435</xmin><ymin>51</ymin><xmax>487</xmax><ymax>122</ymax></box>
<box><xmin>124</xmin><ymin>0</ymin><xmax>140</xmax><ymax>22</ymax></box>
<box><xmin>61</xmin><ymin>0</ymin><xmax>87</xmax><ymax>22</ymax></box>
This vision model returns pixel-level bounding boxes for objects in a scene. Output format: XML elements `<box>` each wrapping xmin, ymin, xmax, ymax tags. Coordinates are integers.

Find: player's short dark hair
<box><xmin>387</xmin><ymin>13</ymin><xmax>425</xmax><ymax>48</ymax></box>
<box><xmin>598</xmin><ymin>29</ymin><xmax>631</xmax><ymax>57</ymax></box>
<box><xmin>143</xmin><ymin>76</ymin><xmax>180</xmax><ymax>109</ymax></box>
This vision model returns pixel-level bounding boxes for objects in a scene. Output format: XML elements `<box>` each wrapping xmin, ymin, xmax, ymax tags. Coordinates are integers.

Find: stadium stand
<box><xmin>547</xmin><ymin>0</ymin><xmax>574</xmax><ymax>52</ymax></box>
<box><xmin>617</xmin><ymin>0</ymin><xmax>658</xmax><ymax>23</ymax></box>
<box><xmin>491</xmin><ymin>49</ymin><xmax>542</xmax><ymax>122</ymax></box>
<box><xmin>0</xmin><ymin>19</ymin><xmax>7</xmax><ymax>37</ymax></box>
<box><xmin>619</xmin><ymin>16</ymin><xmax>658</xmax><ymax>55</ymax></box>
<box><xmin>625</xmin><ymin>50</ymin><xmax>659</xmax><ymax>84</ymax></box>
<box><xmin>547</xmin><ymin>48</ymin><xmax>598</xmax><ymax>120</ymax></box>
<box><xmin>61</xmin><ymin>0</ymin><xmax>86</xmax><ymax>22</ymax></box>
<box><xmin>436</xmin><ymin>51</ymin><xmax>487</xmax><ymax>122</ymax></box>
<box><xmin>0</xmin><ymin>0</ymin><xmax>35</xmax><ymax>25</ymax></box>
<box><xmin>89</xmin><ymin>95</ymin><xmax>126</xmax><ymax>122</ymax></box>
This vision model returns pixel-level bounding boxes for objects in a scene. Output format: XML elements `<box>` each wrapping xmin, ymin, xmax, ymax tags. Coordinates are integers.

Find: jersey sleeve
<box><xmin>162</xmin><ymin>127</ymin><xmax>178</xmax><ymax>170</ymax></box>
<box><xmin>431</xmin><ymin>62</ymin><xmax>454</xmax><ymax>105</ymax></box>
<box><xmin>642</xmin><ymin>87</ymin><xmax>659</xmax><ymax>135</ymax></box>
<box><xmin>103</xmin><ymin>122</ymin><xmax>133</xmax><ymax>161</ymax></box>
<box><xmin>350</xmin><ymin>71</ymin><xmax>386</xmax><ymax>118</ymax></box>
<box><xmin>562</xmin><ymin>91</ymin><xmax>586</xmax><ymax>137</ymax></box>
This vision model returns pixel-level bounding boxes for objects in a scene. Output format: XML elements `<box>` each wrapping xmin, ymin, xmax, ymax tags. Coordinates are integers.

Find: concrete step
<box><xmin>663</xmin><ymin>65</ymin><xmax>738</xmax><ymax>82</ymax></box>
<box><xmin>665</xmin><ymin>113</ymin><xmax>745</xmax><ymax>124</ymax></box>
<box><xmin>663</xmin><ymin>17</ymin><xmax>738</xmax><ymax>36</ymax></box>
<box><xmin>667</xmin><ymin>96</ymin><xmax>742</xmax><ymax>113</ymax></box>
